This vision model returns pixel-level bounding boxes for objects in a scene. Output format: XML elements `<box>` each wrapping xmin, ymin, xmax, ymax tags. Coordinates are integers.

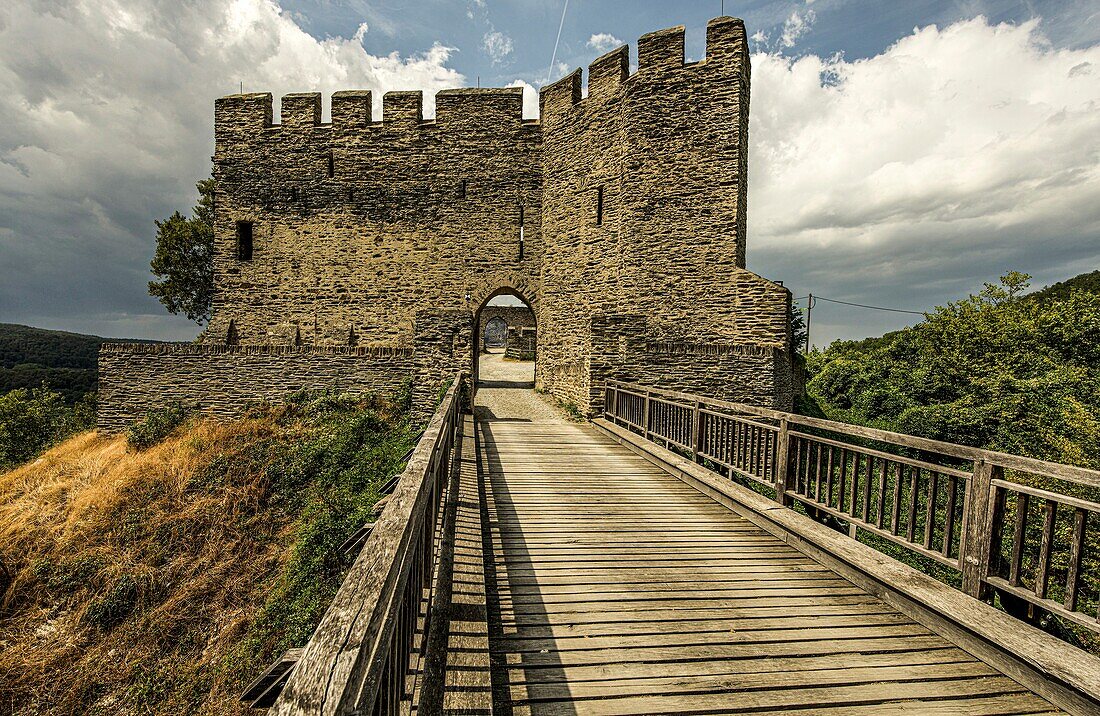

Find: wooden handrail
<box><xmin>270</xmin><ymin>373</ymin><xmax>466</xmax><ymax>716</ymax></box>
<box><xmin>606</xmin><ymin>380</ymin><xmax>1100</xmax><ymax>489</ymax></box>
<box><xmin>604</xmin><ymin>380</ymin><xmax>1100</xmax><ymax>635</ymax></box>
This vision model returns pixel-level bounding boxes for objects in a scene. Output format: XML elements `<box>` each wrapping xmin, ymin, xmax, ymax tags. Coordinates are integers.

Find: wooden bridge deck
<box><xmin>473</xmin><ymin>388</ymin><xmax>1063</xmax><ymax>715</ymax></box>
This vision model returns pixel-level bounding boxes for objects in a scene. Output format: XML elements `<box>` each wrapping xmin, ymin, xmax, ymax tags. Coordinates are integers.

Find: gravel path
<box><xmin>474</xmin><ymin>352</ymin><xmax>573</xmax><ymax>423</ymax></box>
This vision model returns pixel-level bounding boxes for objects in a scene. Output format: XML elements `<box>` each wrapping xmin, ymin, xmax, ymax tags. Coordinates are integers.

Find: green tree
<box><xmin>0</xmin><ymin>388</ymin><xmax>94</xmax><ymax>470</ymax></box>
<box><xmin>148</xmin><ymin>178</ymin><xmax>214</xmax><ymax>324</ymax></box>
<box><xmin>804</xmin><ymin>272</ymin><xmax>1100</xmax><ymax>468</ymax></box>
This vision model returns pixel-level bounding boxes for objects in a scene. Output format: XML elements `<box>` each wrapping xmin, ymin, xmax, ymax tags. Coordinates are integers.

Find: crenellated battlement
<box><xmin>215</xmin><ymin>17</ymin><xmax>748</xmax><ymax>142</ymax></box>
<box><xmin>215</xmin><ymin>86</ymin><xmax>532</xmax><ymax>142</ymax></box>
<box><xmin>539</xmin><ymin>16</ymin><xmax>749</xmax><ymax>120</ymax></box>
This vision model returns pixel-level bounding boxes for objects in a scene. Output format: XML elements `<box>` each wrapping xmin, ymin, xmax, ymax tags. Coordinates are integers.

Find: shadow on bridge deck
<box><xmin>466</xmin><ymin>384</ymin><xmax>1064</xmax><ymax>715</ymax></box>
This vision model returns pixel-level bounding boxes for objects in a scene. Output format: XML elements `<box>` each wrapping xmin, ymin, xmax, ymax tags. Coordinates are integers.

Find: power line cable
<box><xmin>791</xmin><ymin>294</ymin><xmax>925</xmax><ymax>315</ymax></box>
<box><xmin>546</xmin><ymin>0</ymin><xmax>570</xmax><ymax>85</ymax></box>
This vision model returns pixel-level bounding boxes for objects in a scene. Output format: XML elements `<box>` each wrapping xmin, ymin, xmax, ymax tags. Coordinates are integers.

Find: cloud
<box><xmin>505</xmin><ymin>79</ymin><xmax>539</xmax><ymax>119</ymax></box>
<box><xmin>482</xmin><ymin>29</ymin><xmax>514</xmax><ymax>64</ymax></box>
<box><xmin>779</xmin><ymin>7</ymin><xmax>816</xmax><ymax>48</ymax></box>
<box><xmin>0</xmin><ymin>0</ymin><xmax>465</xmax><ymax>339</ymax></box>
<box><xmin>587</xmin><ymin>32</ymin><xmax>622</xmax><ymax>53</ymax></box>
<box><xmin>748</xmin><ymin>17</ymin><xmax>1100</xmax><ymax>343</ymax></box>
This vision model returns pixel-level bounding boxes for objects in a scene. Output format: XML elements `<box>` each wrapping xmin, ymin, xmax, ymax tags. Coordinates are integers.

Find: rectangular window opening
<box><xmin>459</xmin><ymin>179</ymin><xmax>467</xmax><ymax>199</ymax></box>
<box><xmin>518</xmin><ymin>205</ymin><xmax>525</xmax><ymax>260</ymax></box>
<box><xmin>326</xmin><ymin>151</ymin><xmax>335</xmax><ymax>178</ymax></box>
<box><xmin>236</xmin><ymin>221</ymin><xmax>254</xmax><ymax>261</ymax></box>
<box><xmin>596</xmin><ymin>186</ymin><xmax>604</xmax><ymax>226</ymax></box>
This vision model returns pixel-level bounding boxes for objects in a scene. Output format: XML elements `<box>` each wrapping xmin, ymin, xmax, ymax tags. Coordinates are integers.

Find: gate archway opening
<box><xmin>472</xmin><ymin>290</ymin><xmax>537</xmax><ymax>391</ymax></box>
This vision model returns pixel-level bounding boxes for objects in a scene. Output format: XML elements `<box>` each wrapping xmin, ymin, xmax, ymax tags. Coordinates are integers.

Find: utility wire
<box><xmin>792</xmin><ymin>294</ymin><xmax>925</xmax><ymax>316</ymax></box>
<box><xmin>546</xmin><ymin>0</ymin><xmax>570</xmax><ymax>85</ymax></box>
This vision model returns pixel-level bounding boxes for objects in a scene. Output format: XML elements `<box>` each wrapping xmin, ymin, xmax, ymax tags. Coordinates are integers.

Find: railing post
<box><xmin>961</xmin><ymin>459</ymin><xmax>1000</xmax><ymax>600</ymax></box>
<box><xmin>774</xmin><ymin>418</ymin><xmax>791</xmax><ymax>506</ymax></box>
<box><xmin>691</xmin><ymin>400</ymin><xmax>701</xmax><ymax>462</ymax></box>
<box><xmin>643</xmin><ymin>390</ymin><xmax>651</xmax><ymax>439</ymax></box>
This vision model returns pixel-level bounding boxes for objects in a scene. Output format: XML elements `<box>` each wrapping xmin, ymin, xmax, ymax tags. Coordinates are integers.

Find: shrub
<box><xmin>0</xmin><ymin>387</ymin><xmax>93</xmax><ymax>470</ymax></box>
<box><xmin>127</xmin><ymin>402</ymin><xmax>190</xmax><ymax>450</ymax></box>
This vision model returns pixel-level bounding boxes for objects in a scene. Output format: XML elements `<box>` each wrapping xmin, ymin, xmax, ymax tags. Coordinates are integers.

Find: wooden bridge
<box><xmin>262</xmin><ymin>372</ymin><xmax>1100</xmax><ymax>715</ymax></box>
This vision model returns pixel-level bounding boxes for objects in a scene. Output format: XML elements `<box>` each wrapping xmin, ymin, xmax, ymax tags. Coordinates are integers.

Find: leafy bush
<box><xmin>127</xmin><ymin>402</ymin><xmax>190</xmax><ymax>450</ymax></box>
<box><xmin>805</xmin><ymin>272</ymin><xmax>1100</xmax><ymax>468</ymax></box>
<box><xmin>0</xmin><ymin>387</ymin><xmax>94</xmax><ymax>470</ymax></box>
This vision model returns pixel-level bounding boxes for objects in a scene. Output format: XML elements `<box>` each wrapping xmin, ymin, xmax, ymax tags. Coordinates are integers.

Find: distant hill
<box><xmin>0</xmin><ymin>324</ymin><xmax>158</xmax><ymax>402</ymax></box>
<box><xmin>1025</xmin><ymin>269</ymin><xmax>1100</xmax><ymax>303</ymax></box>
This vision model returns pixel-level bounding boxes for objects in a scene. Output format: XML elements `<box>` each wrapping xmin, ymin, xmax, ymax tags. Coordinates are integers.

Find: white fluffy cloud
<box><xmin>482</xmin><ymin>29</ymin><xmax>514</xmax><ymax>64</ymax></box>
<box><xmin>748</xmin><ymin>17</ymin><xmax>1100</xmax><ymax>342</ymax></box>
<box><xmin>587</xmin><ymin>32</ymin><xmax>622</xmax><ymax>53</ymax></box>
<box><xmin>0</xmin><ymin>0</ymin><xmax>465</xmax><ymax>338</ymax></box>
<box><xmin>505</xmin><ymin>79</ymin><xmax>539</xmax><ymax>119</ymax></box>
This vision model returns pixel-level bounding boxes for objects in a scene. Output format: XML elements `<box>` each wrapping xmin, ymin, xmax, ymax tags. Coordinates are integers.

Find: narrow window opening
<box><xmin>458</xmin><ymin>179</ymin><xmax>467</xmax><ymax>199</ymax></box>
<box><xmin>236</xmin><ymin>221</ymin><xmax>254</xmax><ymax>261</ymax></box>
<box><xmin>326</xmin><ymin>151</ymin><xmax>335</xmax><ymax>178</ymax></box>
<box><xmin>518</xmin><ymin>205</ymin><xmax>525</xmax><ymax>260</ymax></box>
<box><xmin>596</xmin><ymin>186</ymin><xmax>605</xmax><ymax>226</ymax></box>
<box><xmin>289</xmin><ymin>186</ymin><xmax>299</xmax><ymax>202</ymax></box>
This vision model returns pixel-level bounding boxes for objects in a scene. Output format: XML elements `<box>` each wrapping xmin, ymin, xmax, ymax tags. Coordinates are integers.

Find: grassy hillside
<box><xmin>0</xmin><ymin>390</ymin><xmax>417</xmax><ymax>715</ymax></box>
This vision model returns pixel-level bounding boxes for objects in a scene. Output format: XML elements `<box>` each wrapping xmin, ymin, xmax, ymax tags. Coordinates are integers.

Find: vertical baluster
<box><xmin>848</xmin><ymin>452</ymin><xmax>859</xmax><ymax>518</ymax></box>
<box><xmin>825</xmin><ymin>446</ymin><xmax>835</xmax><ymax>508</ymax></box>
<box><xmin>814</xmin><ymin>442</ymin><xmax>823</xmax><ymax>502</ymax></box>
<box><xmin>862</xmin><ymin>454</ymin><xmax>873</xmax><ymax>522</ymax></box>
<box><xmin>752</xmin><ymin>425</ymin><xmax>760</xmax><ymax>477</ymax></box>
<box><xmin>924</xmin><ymin>471</ymin><xmax>939</xmax><ymax>550</ymax></box>
<box><xmin>1008</xmin><ymin>492</ymin><xmax>1030</xmax><ymax>586</ymax></box>
<box><xmin>1034</xmin><ymin>499</ymin><xmax>1057</xmax><ymax>600</ymax></box>
<box><xmin>875</xmin><ymin>459</ymin><xmax>887</xmax><ymax>528</ymax></box>
<box><xmin>942</xmin><ymin>476</ymin><xmax>958</xmax><ymax>558</ymax></box>
<box><xmin>906</xmin><ymin>468</ymin><xmax>920</xmax><ymax>543</ymax></box>
<box><xmin>791</xmin><ymin>434</ymin><xmax>802</xmax><ymax>494</ymax></box>
<box><xmin>1065</xmin><ymin>508</ymin><xmax>1087</xmax><ymax>611</ymax></box>
<box><xmin>891</xmin><ymin>463</ymin><xmax>903</xmax><ymax>535</ymax></box>
<box><xmin>837</xmin><ymin>450</ymin><xmax>849</xmax><ymax>514</ymax></box>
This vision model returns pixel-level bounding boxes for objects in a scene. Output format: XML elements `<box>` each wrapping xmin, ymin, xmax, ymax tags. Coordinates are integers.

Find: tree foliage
<box><xmin>148</xmin><ymin>178</ymin><xmax>214</xmax><ymax>324</ymax></box>
<box><xmin>0</xmin><ymin>388</ymin><xmax>95</xmax><ymax>470</ymax></box>
<box><xmin>806</xmin><ymin>272</ymin><xmax>1100</xmax><ymax>468</ymax></box>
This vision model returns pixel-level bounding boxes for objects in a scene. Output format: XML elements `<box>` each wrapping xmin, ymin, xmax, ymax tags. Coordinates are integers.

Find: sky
<box><xmin>1</xmin><ymin>0</ymin><xmax>1098</xmax><ymax>346</ymax></box>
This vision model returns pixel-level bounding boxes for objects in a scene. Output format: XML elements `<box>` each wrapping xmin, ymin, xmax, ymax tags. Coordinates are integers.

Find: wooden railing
<box><xmin>271</xmin><ymin>373</ymin><xmax>465</xmax><ymax>716</ymax></box>
<box><xmin>605</xmin><ymin>380</ymin><xmax>1100</xmax><ymax>635</ymax></box>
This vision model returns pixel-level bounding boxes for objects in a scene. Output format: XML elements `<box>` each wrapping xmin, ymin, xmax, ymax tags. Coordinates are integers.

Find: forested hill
<box><xmin>803</xmin><ymin>271</ymin><xmax>1100</xmax><ymax>469</ymax></box>
<box><xmin>0</xmin><ymin>324</ymin><xmax>157</xmax><ymax>402</ymax></box>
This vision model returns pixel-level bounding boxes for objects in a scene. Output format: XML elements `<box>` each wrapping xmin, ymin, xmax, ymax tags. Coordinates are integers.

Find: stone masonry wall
<box><xmin>537</xmin><ymin>17</ymin><xmax>792</xmax><ymax>408</ymax></box>
<box><xmin>209</xmin><ymin>87</ymin><xmax>542</xmax><ymax>349</ymax></box>
<box><xmin>97</xmin><ymin>344</ymin><xmax>416</xmax><ymax>432</ymax></box>
<box><xmin>588</xmin><ymin>314</ymin><xmax>794</xmax><ymax>415</ymax></box>
<box><xmin>100</xmin><ymin>16</ymin><xmax>797</xmax><ymax>430</ymax></box>
<box><xmin>99</xmin><ymin>309</ymin><xmax>471</xmax><ymax>432</ymax></box>
<box><xmin>477</xmin><ymin>305</ymin><xmax>536</xmax><ymax>350</ymax></box>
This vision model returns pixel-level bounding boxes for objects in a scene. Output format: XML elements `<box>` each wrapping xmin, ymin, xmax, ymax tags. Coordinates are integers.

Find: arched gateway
<box><xmin>97</xmin><ymin>17</ymin><xmax>796</xmax><ymax>430</ymax></box>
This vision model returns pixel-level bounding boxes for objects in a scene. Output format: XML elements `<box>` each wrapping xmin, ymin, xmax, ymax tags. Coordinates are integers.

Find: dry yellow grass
<box><xmin>0</xmin><ymin>415</ymin><xmax>313</xmax><ymax>715</ymax></box>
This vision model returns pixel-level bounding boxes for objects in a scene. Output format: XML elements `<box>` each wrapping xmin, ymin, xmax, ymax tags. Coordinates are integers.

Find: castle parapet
<box><xmin>214</xmin><ymin>93</ymin><xmax>273</xmax><ymax>142</ymax></box>
<box><xmin>331</xmin><ymin>90</ymin><xmax>372</xmax><ymax>127</ymax></box>
<box><xmin>588</xmin><ymin>46</ymin><xmax>628</xmax><ymax>100</ymax></box>
<box><xmin>707</xmin><ymin>16</ymin><xmax>750</xmax><ymax>77</ymax></box>
<box><xmin>637</xmin><ymin>25</ymin><xmax>685</xmax><ymax>71</ymax></box>
<box><xmin>436</xmin><ymin>87</ymin><xmax>525</xmax><ymax>128</ymax></box>
<box><xmin>382</xmin><ymin>91</ymin><xmax>423</xmax><ymax>127</ymax></box>
<box><xmin>281</xmin><ymin>92</ymin><xmax>322</xmax><ymax>127</ymax></box>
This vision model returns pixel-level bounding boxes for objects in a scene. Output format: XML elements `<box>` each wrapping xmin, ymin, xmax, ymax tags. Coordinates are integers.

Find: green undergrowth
<box><xmin>0</xmin><ymin>388</ymin><xmax>419</xmax><ymax>715</ymax></box>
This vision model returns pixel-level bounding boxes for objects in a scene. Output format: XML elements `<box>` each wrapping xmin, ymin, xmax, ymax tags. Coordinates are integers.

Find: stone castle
<box><xmin>98</xmin><ymin>16</ymin><xmax>795</xmax><ymax>430</ymax></box>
